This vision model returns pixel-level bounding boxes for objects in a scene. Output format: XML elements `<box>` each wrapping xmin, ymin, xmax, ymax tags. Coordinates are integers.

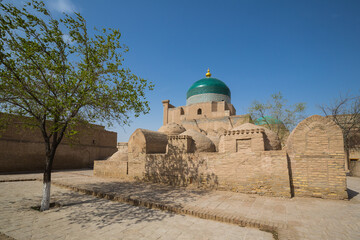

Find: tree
<box><xmin>0</xmin><ymin>1</ymin><xmax>153</xmax><ymax>211</ymax></box>
<box><xmin>319</xmin><ymin>94</ymin><xmax>360</xmax><ymax>172</ymax></box>
<box><xmin>248</xmin><ymin>92</ymin><xmax>306</xmax><ymax>145</ymax></box>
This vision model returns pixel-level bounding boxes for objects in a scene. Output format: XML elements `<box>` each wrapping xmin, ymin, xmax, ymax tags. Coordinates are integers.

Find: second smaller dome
<box><xmin>158</xmin><ymin>123</ymin><xmax>186</xmax><ymax>135</ymax></box>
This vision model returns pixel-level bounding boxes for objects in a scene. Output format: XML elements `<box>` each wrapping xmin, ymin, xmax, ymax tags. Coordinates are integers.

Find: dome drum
<box><xmin>186</xmin><ymin>93</ymin><xmax>231</xmax><ymax>106</ymax></box>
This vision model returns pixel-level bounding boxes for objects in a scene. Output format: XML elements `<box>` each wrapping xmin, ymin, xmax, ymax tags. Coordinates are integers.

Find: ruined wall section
<box><xmin>286</xmin><ymin>115</ymin><xmax>347</xmax><ymax>199</ymax></box>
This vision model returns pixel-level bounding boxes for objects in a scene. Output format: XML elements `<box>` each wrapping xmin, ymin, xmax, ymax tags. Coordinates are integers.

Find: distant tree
<box><xmin>319</xmin><ymin>94</ymin><xmax>360</xmax><ymax>172</ymax></box>
<box><xmin>248</xmin><ymin>92</ymin><xmax>306</xmax><ymax>145</ymax></box>
<box><xmin>0</xmin><ymin>0</ymin><xmax>153</xmax><ymax>211</ymax></box>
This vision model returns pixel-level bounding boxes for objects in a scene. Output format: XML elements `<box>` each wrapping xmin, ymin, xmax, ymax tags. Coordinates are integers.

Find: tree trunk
<box><xmin>39</xmin><ymin>119</ymin><xmax>66</xmax><ymax>211</ymax></box>
<box><xmin>344</xmin><ymin>147</ymin><xmax>350</xmax><ymax>174</ymax></box>
<box><xmin>40</xmin><ymin>171</ymin><xmax>51</xmax><ymax>211</ymax></box>
<box><xmin>40</xmin><ymin>154</ymin><xmax>54</xmax><ymax>211</ymax></box>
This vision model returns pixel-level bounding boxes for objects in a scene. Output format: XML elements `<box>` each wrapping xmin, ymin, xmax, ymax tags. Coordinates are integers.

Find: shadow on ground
<box><xmin>58</xmin><ymin>180</ymin><xmax>211</xmax><ymax>208</ymax></box>
<box><xmin>43</xmin><ymin>191</ymin><xmax>175</xmax><ymax>229</ymax></box>
<box><xmin>347</xmin><ymin>188</ymin><xmax>359</xmax><ymax>200</ymax></box>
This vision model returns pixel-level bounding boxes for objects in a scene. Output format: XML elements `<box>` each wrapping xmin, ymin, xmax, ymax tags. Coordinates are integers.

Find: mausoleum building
<box><xmin>94</xmin><ymin>69</ymin><xmax>348</xmax><ymax>200</ymax></box>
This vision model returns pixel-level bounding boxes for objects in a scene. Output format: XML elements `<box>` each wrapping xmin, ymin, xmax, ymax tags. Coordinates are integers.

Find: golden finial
<box><xmin>206</xmin><ymin>68</ymin><xmax>211</xmax><ymax>78</ymax></box>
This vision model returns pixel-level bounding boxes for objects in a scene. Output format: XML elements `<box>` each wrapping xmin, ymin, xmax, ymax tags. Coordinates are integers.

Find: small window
<box><xmin>197</xmin><ymin>108</ymin><xmax>202</xmax><ymax>115</ymax></box>
<box><xmin>180</xmin><ymin>108</ymin><xmax>184</xmax><ymax>115</ymax></box>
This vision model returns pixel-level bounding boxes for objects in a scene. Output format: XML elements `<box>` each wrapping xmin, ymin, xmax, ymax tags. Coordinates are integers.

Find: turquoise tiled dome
<box><xmin>186</xmin><ymin>77</ymin><xmax>231</xmax><ymax>100</ymax></box>
<box><xmin>186</xmin><ymin>69</ymin><xmax>231</xmax><ymax>105</ymax></box>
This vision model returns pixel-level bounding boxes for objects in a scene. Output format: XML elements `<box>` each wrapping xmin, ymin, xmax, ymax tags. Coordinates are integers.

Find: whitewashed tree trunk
<box><xmin>40</xmin><ymin>181</ymin><xmax>51</xmax><ymax>211</ymax></box>
<box><xmin>40</xmin><ymin>125</ymin><xmax>63</xmax><ymax>211</ymax></box>
<box><xmin>40</xmin><ymin>155</ymin><xmax>52</xmax><ymax>212</ymax></box>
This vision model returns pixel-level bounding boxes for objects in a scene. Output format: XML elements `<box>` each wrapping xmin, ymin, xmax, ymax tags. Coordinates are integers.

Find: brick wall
<box><xmin>286</xmin><ymin>115</ymin><xmax>347</xmax><ymax>199</ymax></box>
<box><xmin>0</xmin><ymin>115</ymin><xmax>117</xmax><ymax>172</ymax></box>
<box><xmin>142</xmin><ymin>150</ymin><xmax>290</xmax><ymax>197</ymax></box>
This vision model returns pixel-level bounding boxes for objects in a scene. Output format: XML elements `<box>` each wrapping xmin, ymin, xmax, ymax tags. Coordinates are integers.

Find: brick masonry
<box><xmin>286</xmin><ymin>115</ymin><xmax>347</xmax><ymax>199</ymax></box>
<box><xmin>142</xmin><ymin>150</ymin><xmax>291</xmax><ymax>198</ymax></box>
<box><xmin>0</xmin><ymin>115</ymin><xmax>117</xmax><ymax>172</ymax></box>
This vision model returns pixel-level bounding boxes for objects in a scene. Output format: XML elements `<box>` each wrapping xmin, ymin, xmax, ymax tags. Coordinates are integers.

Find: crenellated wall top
<box><xmin>223</xmin><ymin>128</ymin><xmax>265</xmax><ymax>136</ymax></box>
<box><xmin>168</xmin><ymin>135</ymin><xmax>192</xmax><ymax>140</ymax></box>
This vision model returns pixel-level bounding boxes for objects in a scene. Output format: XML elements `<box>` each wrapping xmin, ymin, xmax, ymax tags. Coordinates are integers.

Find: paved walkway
<box><xmin>1</xmin><ymin>169</ymin><xmax>360</xmax><ymax>239</ymax></box>
<box><xmin>0</xmin><ymin>180</ymin><xmax>272</xmax><ymax>240</ymax></box>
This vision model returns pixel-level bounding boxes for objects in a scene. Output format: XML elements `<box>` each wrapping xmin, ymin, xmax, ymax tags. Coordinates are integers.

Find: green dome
<box><xmin>255</xmin><ymin>116</ymin><xmax>282</xmax><ymax>125</ymax></box>
<box><xmin>186</xmin><ymin>77</ymin><xmax>231</xmax><ymax>100</ymax></box>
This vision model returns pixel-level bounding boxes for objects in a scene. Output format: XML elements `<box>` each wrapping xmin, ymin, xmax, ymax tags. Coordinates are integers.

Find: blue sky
<box><xmin>46</xmin><ymin>0</ymin><xmax>360</xmax><ymax>141</ymax></box>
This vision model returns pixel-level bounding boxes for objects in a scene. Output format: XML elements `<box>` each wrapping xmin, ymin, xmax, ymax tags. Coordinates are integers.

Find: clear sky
<box><xmin>46</xmin><ymin>0</ymin><xmax>360</xmax><ymax>141</ymax></box>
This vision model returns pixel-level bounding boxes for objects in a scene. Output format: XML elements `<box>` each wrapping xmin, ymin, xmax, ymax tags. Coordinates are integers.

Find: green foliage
<box><xmin>248</xmin><ymin>92</ymin><xmax>306</xmax><ymax>144</ymax></box>
<box><xmin>0</xmin><ymin>0</ymin><xmax>153</xmax><ymax>146</ymax></box>
<box><xmin>0</xmin><ymin>0</ymin><xmax>154</xmax><ymax>211</ymax></box>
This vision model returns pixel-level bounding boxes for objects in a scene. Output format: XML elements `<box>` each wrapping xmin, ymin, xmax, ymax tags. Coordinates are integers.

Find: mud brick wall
<box><xmin>206</xmin><ymin>151</ymin><xmax>290</xmax><ymax>197</ymax></box>
<box><xmin>286</xmin><ymin>115</ymin><xmax>347</xmax><ymax>199</ymax></box>
<box><xmin>143</xmin><ymin>150</ymin><xmax>290</xmax><ymax>197</ymax></box>
<box><xmin>0</xmin><ymin>115</ymin><xmax>117</xmax><ymax>172</ymax></box>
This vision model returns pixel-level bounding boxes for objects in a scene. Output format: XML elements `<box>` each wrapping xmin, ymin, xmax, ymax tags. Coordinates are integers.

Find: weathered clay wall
<box><xmin>286</xmin><ymin>115</ymin><xmax>347</xmax><ymax>199</ymax></box>
<box><xmin>141</xmin><ymin>150</ymin><xmax>290</xmax><ymax>197</ymax></box>
<box><xmin>0</xmin><ymin>116</ymin><xmax>117</xmax><ymax>172</ymax></box>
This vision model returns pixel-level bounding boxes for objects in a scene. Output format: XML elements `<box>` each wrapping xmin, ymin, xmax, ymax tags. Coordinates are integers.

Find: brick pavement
<box><xmin>0</xmin><ymin>180</ymin><xmax>272</xmax><ymax>240</ymax></box>
<box><xmin>1</xmin><ymin>170</ymin><xmax>360</xmax><ymax>239</ymax></box>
